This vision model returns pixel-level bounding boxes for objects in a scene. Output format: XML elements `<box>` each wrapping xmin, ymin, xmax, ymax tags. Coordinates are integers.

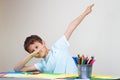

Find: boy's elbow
<box><xmin>14</xmin><ymin>67</ymin><xmax>19</xmax><ymax>72</ymax></box>
<box><xmin>14</xmin><ymin>69</ymin><xmax>20</xmax><ymax>72</ymax></box>
<box><xmin>14</xmin><ymin>67</ymin><xmax>22</xmax><ymax>72</ymax></box>
<box><xmin>14</xmin><ymin>67</ymin><xmax>28</xmax><ymax>72</ymax></box>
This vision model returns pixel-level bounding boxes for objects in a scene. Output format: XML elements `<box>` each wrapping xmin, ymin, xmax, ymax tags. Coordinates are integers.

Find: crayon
<box><xmin>90</xmin><ymin>59</ymin><xmax>96</xmax><ymax>65</ymax></box>
<box><xmin>88</xmin><ymin>56</ymin><xmax>94</xmax><ymax>64</ymax></box>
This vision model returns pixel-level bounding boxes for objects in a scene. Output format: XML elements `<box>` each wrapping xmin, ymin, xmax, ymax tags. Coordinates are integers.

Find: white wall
<box><xmin>0</xmin><ymin>0</ymin><xmax>120</xmax><ymax>77</ymax></box>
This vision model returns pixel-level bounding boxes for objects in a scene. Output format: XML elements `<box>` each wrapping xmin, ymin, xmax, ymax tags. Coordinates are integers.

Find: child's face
<box><xmin>28</xmin><ymin>41</ymin><xmax>48</xmax><ymax>58</ymax></box>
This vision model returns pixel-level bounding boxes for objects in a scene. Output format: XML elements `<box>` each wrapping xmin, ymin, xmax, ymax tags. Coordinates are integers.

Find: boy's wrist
<box><xmin>29</xmin><ymin>54</ymin><xmax>34</xmax><ymax>58</ymax></box>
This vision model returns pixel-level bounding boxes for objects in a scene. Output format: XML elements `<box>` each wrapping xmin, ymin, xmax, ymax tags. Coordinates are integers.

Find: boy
<box><xmin>14</xmin><ymin>4</ymin><xmax>94</xmax><ymax>74</ymax></box>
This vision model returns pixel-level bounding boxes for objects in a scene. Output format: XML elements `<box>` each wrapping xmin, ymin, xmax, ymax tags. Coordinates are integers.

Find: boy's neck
<box><xmin>44</xmin><ymin>48</ymin><xmax>50</xmax><ymax>58</ymax></box>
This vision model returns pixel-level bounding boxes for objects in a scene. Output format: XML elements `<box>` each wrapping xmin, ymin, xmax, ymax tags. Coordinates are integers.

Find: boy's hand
<box><xmin>30</xmin><ymin>48</ymin><xmax>41</xmax><ymax>57</ymax></box>
<box><xmin>84</xmin><ymin>4</ymin><xmax>94</xmax><ymax>15</ymax></box>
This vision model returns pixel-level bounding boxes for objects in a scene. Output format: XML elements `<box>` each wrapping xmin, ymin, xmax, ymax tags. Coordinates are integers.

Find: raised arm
<box><xmin>64</xmin><ymin>4</ymin><xmax>94</xmax><ymax>40</ymax></box>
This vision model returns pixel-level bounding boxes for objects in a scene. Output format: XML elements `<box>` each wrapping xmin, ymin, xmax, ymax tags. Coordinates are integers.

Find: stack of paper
<box><xmin>0</xmin><ymin>72</ymin><xmax>119</xmax><ymax>79</ymax></box>
<box><xmin>0</xmin><ymin>72</ymin><xmax>78</xmax><ymax>79</ymax></box>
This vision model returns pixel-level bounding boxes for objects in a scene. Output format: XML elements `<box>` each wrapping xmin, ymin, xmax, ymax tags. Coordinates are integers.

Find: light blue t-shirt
<box><xmin>34</xmin><ymin>35</ymin><xmax>78</xmax><ymax>74</ymax></box>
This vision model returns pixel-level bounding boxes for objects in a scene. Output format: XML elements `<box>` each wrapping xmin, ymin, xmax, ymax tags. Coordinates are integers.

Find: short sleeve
<box><xmin>34</xmin><ymin>63</ymin><xmax>42</xmax><ymax>72</ymax></box>
<box><xmin>53</xmin><ymin>35</ymin><xmax>70</xmax><ymax>50</ymax></box>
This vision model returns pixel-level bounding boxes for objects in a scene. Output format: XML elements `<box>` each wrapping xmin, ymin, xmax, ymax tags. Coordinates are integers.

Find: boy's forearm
<box><xmin>14</xmin><ymin>54</ymin><xmax>33</xmax><ymax>72</ymax></box>
<box><xmin>69</xmin><ymin>12</ymin><xmax>87</xmax><ymax>28</ymax></box>
<box><xmin>64</xmin><ymin>4</ymin><xmax>94</xmax><ymax>40</ymax></box>
<box><xmin>65</xmin><ymin>12</ymin><xmax>88</xmax><ymax>40</ymax></box>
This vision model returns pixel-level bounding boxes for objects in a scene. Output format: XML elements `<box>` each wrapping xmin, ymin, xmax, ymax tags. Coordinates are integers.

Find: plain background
<box><xmin>0</xmin><ymin>0</ymin><xmax>120</xmax><ymax>77</ymax></box>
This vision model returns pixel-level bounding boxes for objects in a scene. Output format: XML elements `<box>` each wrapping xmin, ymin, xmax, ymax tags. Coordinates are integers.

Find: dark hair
<box><xmin>24</xmin><ymin>35</ymin><xmax>42</xmax><ymax>53</ymax></box>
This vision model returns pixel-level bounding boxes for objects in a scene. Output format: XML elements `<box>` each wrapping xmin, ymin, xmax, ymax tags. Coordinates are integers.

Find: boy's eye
<box><xmin>35</xmin><ymin>46</ymin><xmax>38</xmax><ymax>49</ymax></box>
<box><xmin>31</xmin><ymin>50</ymin><xmax>35</xmax><ymax>53</ymax></box>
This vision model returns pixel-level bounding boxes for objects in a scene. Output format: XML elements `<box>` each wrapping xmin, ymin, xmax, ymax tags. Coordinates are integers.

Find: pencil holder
<box><xmin>78</xmin><ymin>64</ymin><xmax>92</xmax><ymax>79</ymax></box>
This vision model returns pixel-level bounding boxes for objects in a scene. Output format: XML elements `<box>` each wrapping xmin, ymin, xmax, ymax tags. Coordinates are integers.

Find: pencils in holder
<box><xmin>77</xmin><ymin>54</ymin><xmax>96</xmax><ymax>65</ymax></box>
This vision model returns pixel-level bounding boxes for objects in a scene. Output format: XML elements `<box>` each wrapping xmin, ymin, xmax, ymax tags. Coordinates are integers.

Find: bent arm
<box><xmin>14</xmin><ymin>47</ymin><xmax>42</xmax><ymax>72</ymax></box>
<box><xmin>14</xmin><ymin>54</ymin><xmax>35</xmax><ymax>72</ymax></box>
<box><xmin>64</xmin><ymin>4</ymin><xmax>94</xmax><ymax>40</ymax></box>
